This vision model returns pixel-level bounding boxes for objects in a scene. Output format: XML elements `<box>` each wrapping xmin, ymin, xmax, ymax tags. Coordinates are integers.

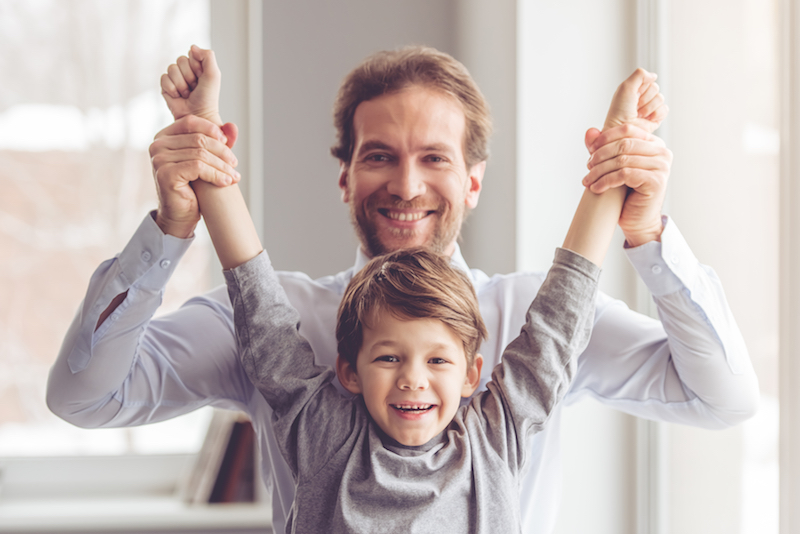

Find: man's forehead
<box><xmin>351</xmin><ymin>87</ymin><xmax>467</xmax><ymax>154</ymax></box>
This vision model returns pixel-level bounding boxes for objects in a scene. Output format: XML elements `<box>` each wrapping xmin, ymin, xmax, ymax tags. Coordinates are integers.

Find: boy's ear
<box><xmin>461</xmin><ymin>353</ymin><xmax>484</xmax><ymax>397</ymax></box>
<box><xmin>336</xmin><ymin>354</ymin><xmax>362</xmax><ymax>395</ymax></box>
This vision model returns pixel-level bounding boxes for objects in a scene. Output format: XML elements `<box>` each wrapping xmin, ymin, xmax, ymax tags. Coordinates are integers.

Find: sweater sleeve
<box><xmin>224</xmin><ymin>251</ymin><xmax>356</xmax><ymax>477</ymax></box>
<box><xmin>475</xmin><ymin>247</ymin><xmax>600</xmax><ymax>470</ymax></box>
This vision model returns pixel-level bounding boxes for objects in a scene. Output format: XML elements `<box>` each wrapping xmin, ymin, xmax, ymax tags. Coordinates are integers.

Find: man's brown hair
<box><xmin>331</xmin><ymin>46</ymin><xmax>492</xmax><ymax>168</ymax></box>
<box><xmin>336</xmin><ymin>248</ymin><xmax>488</xmax><ymax>370</ymax></box>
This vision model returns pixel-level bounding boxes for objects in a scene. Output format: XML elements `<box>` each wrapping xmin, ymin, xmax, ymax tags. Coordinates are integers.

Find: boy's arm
<box><xmin>563</xmin><ymin>69</ymin><xmax>666</xmax><ymax>266</ymax></box>
<box><xmin>163</xmin><ymin>48</ymin><xmax>358</xmax><ymax>475</ymax></box>
<box><xmin>472</xmin><ymin>70</ymin><xmax>668</xmax><ymax>468</ymax></box>
<box><xmin>159</xmin><ymin>45</ymin><xmax>262</xmax><ymax>268</ymax></box>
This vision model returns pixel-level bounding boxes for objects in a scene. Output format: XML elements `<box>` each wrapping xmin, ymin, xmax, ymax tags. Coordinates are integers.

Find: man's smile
<box><xmin>379</xmin><ymin>209</ymin><xmax>434</xmax><ymax>222</ymax></box>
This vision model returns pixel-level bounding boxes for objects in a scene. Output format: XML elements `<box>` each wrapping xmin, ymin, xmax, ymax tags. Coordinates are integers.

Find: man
<box><xmin>48</xmin><ymin>45</ymin><xmax>758</xmax><ymax>533</ymax></box>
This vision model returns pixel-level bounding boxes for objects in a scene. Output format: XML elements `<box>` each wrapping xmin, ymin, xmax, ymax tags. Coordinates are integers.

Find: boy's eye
<box><xmin>375</xmin><ymin>355</ymin><xmax>399</xmax><ymax>363</ymax></box>
<box><xmin>429</xmin><ymin>357</ymin><xmax>449</xmax><ymax>365</ymax></box>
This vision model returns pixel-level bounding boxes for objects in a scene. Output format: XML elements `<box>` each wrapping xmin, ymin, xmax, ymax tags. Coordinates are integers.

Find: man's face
<box><xmin>339</xmin><ymin>86</ymin><xmax>486</xmax><ymax>258</ymax></box>
<box><xmin>338</xmin><ymin>312</ymin><xmax>482</xmax><ymax>446</ymax></box>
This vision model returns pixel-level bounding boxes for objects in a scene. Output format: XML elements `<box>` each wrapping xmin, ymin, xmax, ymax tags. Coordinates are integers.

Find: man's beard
<box><xmin>349</xmin><ymin>193</ymin><xmax>465</xmax><ymax>258</ymax></box>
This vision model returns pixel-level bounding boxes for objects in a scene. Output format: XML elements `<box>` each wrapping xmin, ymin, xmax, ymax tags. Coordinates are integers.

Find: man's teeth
<box><xmin>387</xmin><ymin>211</ymin><xmax>426</xmax><ymax>222</ymax></box>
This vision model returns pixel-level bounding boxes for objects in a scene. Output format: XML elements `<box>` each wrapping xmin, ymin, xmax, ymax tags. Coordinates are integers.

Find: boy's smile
<box><xmin>337</xmin><ymin>312</ymin><xmax>482</xmax><ymax>446</ymax></box>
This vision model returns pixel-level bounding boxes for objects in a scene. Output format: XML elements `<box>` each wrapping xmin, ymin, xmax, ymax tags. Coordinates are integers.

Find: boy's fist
<box><xmin>603</xmin><ymin>68</ymin><xmax>667</xmax><ymax>134</ymax></box>
<box><xmin>161</xmin><ymin>45</ymin><xmax>222</xmax><ymax>125</ymax></box>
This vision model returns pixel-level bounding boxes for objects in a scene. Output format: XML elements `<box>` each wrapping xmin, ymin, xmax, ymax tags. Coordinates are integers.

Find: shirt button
<box><xmin>141</xmin><ymin>251</ymin><xmax>151</xmax><ymax>262</ymax></box>
<box><xmin>160</xmin><ymin>259</ymin><xmax>171</xmax><ymax>269</ymax></box>
<box><xmin>651</xmin><ymin>265</ymin><xmax>662</xmax><ymax>275</ymax></box>
<box><xmin>670</xmin><ymin>255</ymin><xmax>680</xmax><ymax>265</ymax></box>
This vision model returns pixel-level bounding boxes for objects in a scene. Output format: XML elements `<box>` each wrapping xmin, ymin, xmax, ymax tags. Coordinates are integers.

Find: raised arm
<box><xmin>157</xmin><ymin>45</ymin><xmax>262</xmax><ymax>268</ymax></box>
<box><xmin>563</xmin><ymin>68</ymin><xmax>667</xmax><ymax>266</ymax></box>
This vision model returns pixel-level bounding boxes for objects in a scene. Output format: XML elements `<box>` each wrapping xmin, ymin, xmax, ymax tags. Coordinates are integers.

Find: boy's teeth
<box><xmin>395</xmin><ymin>404</ymin><xmax>432</xmax><ymax>411</ymax></box>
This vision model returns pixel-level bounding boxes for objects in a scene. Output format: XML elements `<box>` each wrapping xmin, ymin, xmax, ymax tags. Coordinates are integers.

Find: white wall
<box><xmin>518</xmin><ymin>1</ymin><xmax>638</xmax><ymax>532</ymax></box>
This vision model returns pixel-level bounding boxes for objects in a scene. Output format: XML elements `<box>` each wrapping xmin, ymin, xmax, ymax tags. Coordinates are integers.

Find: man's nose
<box><xmin>386</xmin><ymin>160</ymin><xmax>426</xmax><ymax>200</ymax></box>
<box><xmin>397</xmin><ymin>362</ymin><xmax>428</xmax><ymax>390</ymax></box>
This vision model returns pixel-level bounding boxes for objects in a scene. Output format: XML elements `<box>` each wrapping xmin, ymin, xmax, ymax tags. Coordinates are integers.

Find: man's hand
<box><xmin>149</xmin><ymin>116</ymin><xmax>239</xmax><ymax>238</ymax></box>
<box><xmin>161</xmin><ymin>45</ymin><xmax>222</xmax><ymax>125</ymax></box>
<box><xmin>582</xmin><ymin>69</ymin><xmax>672</xmax><ymax>247</ymax></box>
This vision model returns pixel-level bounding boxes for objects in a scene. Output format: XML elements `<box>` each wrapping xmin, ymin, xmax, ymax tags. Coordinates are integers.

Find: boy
<box><xmin>187</xmin><ymin>55</ymin><xmax>666</xmax><ymax>532</ymax></box>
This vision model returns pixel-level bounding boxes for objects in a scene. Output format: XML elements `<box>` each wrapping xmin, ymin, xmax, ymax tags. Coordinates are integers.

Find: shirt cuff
<box><xmin>117</xmin><ymin>211</ymin><xmax>194</xmax><ymax>292</ymax></box>
<box><xmin>625</xmin><ymin>216</ymin><xmax>700</xmax><ymax>297</ymax></box>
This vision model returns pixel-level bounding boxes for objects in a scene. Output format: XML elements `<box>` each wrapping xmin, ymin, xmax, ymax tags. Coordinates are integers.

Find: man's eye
<box><xmin>426</xmin><ymin>155</ymin><xmax>445</xmax><ymax>163</ymax></box>
<box><xmin>366</xmin><ymin>154</ymin><xmax>390</xmax><ymax>162</ymax></box>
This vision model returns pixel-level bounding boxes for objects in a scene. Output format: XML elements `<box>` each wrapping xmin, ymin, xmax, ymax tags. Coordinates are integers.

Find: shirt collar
<box><xmin>352</xmin><ymin>244</ymin><xmax>474</xmax><ymax>282</ymax></box>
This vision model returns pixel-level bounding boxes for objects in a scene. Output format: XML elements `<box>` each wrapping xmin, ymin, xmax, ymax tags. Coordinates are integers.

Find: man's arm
<box><xmin>564</xmin><ymin>71</ymin><xmax>758</xmax><ymax>426</ymax></box>
<box><xmin>47</xmin><ymin>47</ymin><xmax>250</xmax><ymax>425</ymax></box>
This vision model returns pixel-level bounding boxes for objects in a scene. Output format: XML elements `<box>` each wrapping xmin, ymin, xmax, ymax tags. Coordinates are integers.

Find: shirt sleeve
<box><xmin>46</xmin><ymin>212</ymin><xmax>253</xmax><ymax>428</ymax></box>
<box><xmin>224</xmin><ymin>251</ymin><xmax>356</xmax><ymax>478</ymax></box>
<box><xmin>474</xmin><ymin>248</ymin><xmax>600</xmax><ymax>470</ymax></box>
<box><xmin>566</xmin><ymin>216</ymin><xmax>760</xmax><ymax>428</ymax></box>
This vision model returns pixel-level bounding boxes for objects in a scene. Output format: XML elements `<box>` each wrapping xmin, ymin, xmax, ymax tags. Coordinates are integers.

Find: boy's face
<box><xmin>337</xmin><ymin>312</ymin><xmax>483</xmax><ymax>447</ymax></box>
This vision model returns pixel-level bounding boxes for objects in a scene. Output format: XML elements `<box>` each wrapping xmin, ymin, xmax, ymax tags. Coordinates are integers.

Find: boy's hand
<box><xmin>603</xmin><ymin>68</ymin><xmax>667</xmax><ymax>134</ymax></box>
<box><xmin>161</xmin><ymin>45</ymin><xmax>222</xmax><ymax>125</ymax></box>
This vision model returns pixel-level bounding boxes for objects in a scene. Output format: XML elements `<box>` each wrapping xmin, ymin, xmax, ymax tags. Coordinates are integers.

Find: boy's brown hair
<box><xmin>330</xmin><ymin>45</ymin><xmax>492</xmax><ymax>169</ymax></box>
<box><xmin>336</xmin><ymin>248</ymin><xmax>488</xmax><ymax>369</ymax></box>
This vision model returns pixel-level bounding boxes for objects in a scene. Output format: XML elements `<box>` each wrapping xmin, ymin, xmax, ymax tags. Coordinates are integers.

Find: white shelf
<box><xmin>0</xmin><ymin>496</ymin><xmax>272</xmax><ymax>532</ymax></box>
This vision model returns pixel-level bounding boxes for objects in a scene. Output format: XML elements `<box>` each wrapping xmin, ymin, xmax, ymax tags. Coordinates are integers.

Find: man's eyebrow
<box><xmin>356</xmin><ymin>140</ymin><xmax>393</xmax><ymax>154</ymax></box>
<box><xmin>421</xmin><ymin>143</ymin><xmax>456</xmax><ymax>154</ymax></box>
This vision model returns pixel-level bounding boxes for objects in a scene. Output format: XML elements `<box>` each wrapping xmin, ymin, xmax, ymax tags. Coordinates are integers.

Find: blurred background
<box><xmin>0</xmin><ymin>0</ymin><xmax>784</xmax><ymax>533</ymax></box>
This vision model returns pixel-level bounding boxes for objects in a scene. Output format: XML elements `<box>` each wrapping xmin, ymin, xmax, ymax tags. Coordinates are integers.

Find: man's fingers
<box><xmin>584</xmin><ymin>166</ymin><xmax>663</xmax><ymax>194</ymax></box>
<box><xmin>167</xmin><ymin>63</ymin><xmax>191</xmax><ymax>99</ymax></box>
<box><xmin>583</xmin><ymin>151</ymin><xmax>671</xmax><ymax>194</ymax></box>
<box><xmin>589</xmin><ymin>123</ymin><xmax>653</xmax><ymax>153</ymax></box>
<box><xmin>156</xmin><ymin>159</ymin><xmax>239</xmax><ymax>190</ymax></box>
<box><xmin>176</xmin><ymin>56</ymin><xmax>198</xmax><ymax>90</ymax></box>
<box><xmin>152</xmin><ymin>144</ymin><xmax>239</xmax><ymax>180</ymax></box>
<box><xmin>153</xmin><ymin>115</ymin><xmax>228</xmax><ymax>145</ymax></box>
<box><xmin>587</xmin><ymin>136</ymin><xmax>664</xmax><ymax>168</ymax></box>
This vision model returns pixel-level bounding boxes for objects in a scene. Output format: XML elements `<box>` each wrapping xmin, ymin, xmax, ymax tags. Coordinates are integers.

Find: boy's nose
<box><xmin>397</xmin><ymin>364</ymin><xmax>428</xmax><ymax>390</ymax></box>
<box><xmin>386</xmin><ymin>161</ymin><xmax>426</xmax><ymax>201</ymax></box>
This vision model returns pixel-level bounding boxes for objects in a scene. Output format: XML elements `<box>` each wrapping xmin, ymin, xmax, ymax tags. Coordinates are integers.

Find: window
<box><xmin>0</xmin><ymin>0</ymin><xmax>214</xmax><ymax>458</ymax></box>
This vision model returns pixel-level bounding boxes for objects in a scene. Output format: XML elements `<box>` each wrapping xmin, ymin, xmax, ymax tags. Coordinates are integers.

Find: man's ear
<box><xmin>338</xmin><ymin>162</ymin><xmax>351</xmax><ymax>203</ymax></box>
<box><xmin>461</xmin><ymin>353</ymin><xmax>484</xmax><ymax>397</ymax></box>
<box><xmin>464</xmin><ymin>161</ymin><xmax>486</xmax><ymax>209</ymax></box>
<box><xmin>336</xmin><ymin>354</ymin><xmax>362</xmax><ymax>395</ymax></box>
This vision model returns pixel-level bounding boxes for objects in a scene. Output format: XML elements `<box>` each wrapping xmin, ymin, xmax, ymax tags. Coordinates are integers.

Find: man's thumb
<box><xmin>585</xmin><ymin>128</ymin><xmax>601</xmax><ymax>153</ymax></box>
<box><xmin>221</xmin><ymin>122</ymin><xmax>239</xmax><ymax>149</ymax></box>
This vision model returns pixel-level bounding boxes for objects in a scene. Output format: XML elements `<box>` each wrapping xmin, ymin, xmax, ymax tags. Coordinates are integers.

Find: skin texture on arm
<box><xmin>563</xmin><ymin>69</ymin><xmax>667</xmax><ymax>266</ymax></box>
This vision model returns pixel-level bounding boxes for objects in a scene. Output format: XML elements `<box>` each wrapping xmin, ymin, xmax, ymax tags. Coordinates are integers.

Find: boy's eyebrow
<box><xmin>369</xmin><ymin>340</ymin><xmax>457</xmax><ymax>352</ymax></box>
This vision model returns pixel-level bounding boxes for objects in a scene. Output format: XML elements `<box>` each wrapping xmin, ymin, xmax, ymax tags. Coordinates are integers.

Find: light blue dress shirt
<box><xmin>48</xmin><ymin>212</ymin><xmax>759</xmax><ymax>534</ymax></box>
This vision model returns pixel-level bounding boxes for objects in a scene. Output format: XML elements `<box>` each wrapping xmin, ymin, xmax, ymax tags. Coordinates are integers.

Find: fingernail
<box><xmin>222</xmin><ymin>136</ymin><xmax>228</xmax><ymax>144</ymax></box>
<box><xmin>223</xmin><ymin>176</ymin><xmax>232</xmax><ymax>185</ymax></box>
<box><xmin>235</xmin><ymin>171</ymin><xmax>241</xmax><ymax>178</ymax></box>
